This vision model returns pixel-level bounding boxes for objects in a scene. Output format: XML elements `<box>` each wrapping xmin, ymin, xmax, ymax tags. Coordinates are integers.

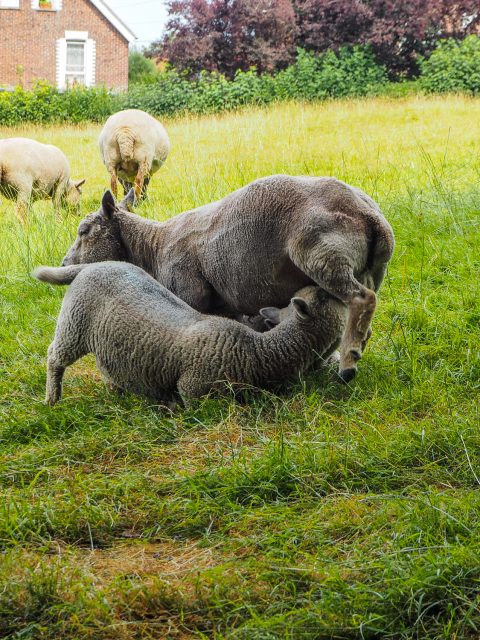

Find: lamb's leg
<box><xmin>177</xmin><ymin>371</ymin><xmax>211</xmax><ymax>405</ymax></box>
<box><xmin>45</xmin><ymin>341</ymin><xmax>84</xmax><ymax>405</ymax></box>
<box><xmin>290</xmin><ymin>248</ymin><xmax>376</xmax><ymax>382</ymax></box>
<box><xmin>45</xmin><ymin>343</ymin><xmax>67</xmax><ymax>405</ymax></box>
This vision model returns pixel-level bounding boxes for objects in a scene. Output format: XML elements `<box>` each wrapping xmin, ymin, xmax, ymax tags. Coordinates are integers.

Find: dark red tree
<box><xmin>152</xmin><ymin>0</ymin><xmax>297</xmax><ymax>77</ymax></box>
<box><xmin>293</xmin><ymin>0</ymin><xmax>480</xmax><ymax>76</ymax></box>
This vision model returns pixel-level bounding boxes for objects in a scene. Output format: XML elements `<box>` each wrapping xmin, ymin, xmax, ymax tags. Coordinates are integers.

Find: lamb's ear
<box><xmin>74</xmin><ymin>179</ymin><xmax>86</xmax><ymax>190</ymax></box>
<box><xmin>260</xmin><ymin>306</ymin><xmax>281</xmax><ymax>328</ymax></box>
<box><xmin>119</xmin><ymin>188</ymin><xmax>136</xmax><ymax>212</ymax></box>
<box><xmin>291</xmin><ymin>297</ymin><xmax>311</xmax><ymax>321</ymax></box>
<box><xmin>101</xmin><ymin>190</ymin><xmax>117</xmax><ymax>219</ymax></box>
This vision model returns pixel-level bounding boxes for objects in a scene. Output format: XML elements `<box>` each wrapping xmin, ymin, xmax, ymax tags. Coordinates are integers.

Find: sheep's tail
<box><xmin>33</xmin><ymin>264</ymin><xmax>88</xmax><ymax>285</ymax></box>
<box><xmin>116</xmin><ymin>127</ymin><xmax>135</xmax><ymax>162</ymax></box>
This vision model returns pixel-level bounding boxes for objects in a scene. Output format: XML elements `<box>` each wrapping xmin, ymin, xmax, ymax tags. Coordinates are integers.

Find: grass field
<box><xmin>0</xmin><ymin>95</ymin><xmax>479</xmax><ymax>639</ymax></box>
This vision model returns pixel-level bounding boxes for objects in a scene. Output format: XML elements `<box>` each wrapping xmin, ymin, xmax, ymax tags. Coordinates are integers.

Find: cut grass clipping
<box><xmin>0</xmin><ymin>95</ymin><xmax>479</xmax><ymax>639</ymax></box>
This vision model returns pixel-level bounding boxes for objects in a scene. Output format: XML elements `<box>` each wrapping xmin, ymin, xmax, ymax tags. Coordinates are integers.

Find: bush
<box><xmin>0</xmin><ymin>83</ymin><xmax>121</xmax><ymax>127</ymax></box>
<box><xmin>0</xmin><ymin>47</ymin><xmax>387</xmax><ymax>125</ymax></box>
<box><xmin>275</xmin><ymin>47</ymin><xmax>387</xmax><ymax>100</ymax></box>
<box><xmin>420</xmin><ymin>36</ymin><xmax>480</xmax><ymax>95</ymax></box>
<box><xmin>128</xmin><ymin>52</ymin><xmax>159</xmax><ymax>85</ymax></box>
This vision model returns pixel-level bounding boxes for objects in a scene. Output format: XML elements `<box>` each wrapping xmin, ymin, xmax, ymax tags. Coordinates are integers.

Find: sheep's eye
<box><xmin>78</xmin><ymin>224</ymin><xmax>90</xmax><ymax>237</ymax></box>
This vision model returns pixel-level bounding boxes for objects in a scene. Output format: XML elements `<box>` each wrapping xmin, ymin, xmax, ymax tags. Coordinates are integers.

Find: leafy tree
<box><xmin>293</xmin><ymin>0</ymin><xmax>480</xmax><ymax>77</ymax></box>
<box><xmin>149</xmin><ymin>0</ymin><xmax>297</xmax><ymax>77</ymax></box>
<box><xmin>128</xmin><ymin>52</ymin><xmax>158</xmax><ymax>84</ymax></box>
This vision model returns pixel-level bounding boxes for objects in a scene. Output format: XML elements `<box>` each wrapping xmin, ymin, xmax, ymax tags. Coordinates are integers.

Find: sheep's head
<box><xmin>62</xmin><ymin>179</ymin><xmax>86</xmax><ymax>213</ymax></box>
<box><xmin>61</xmin><ymin>190</ymin><xmax>134</xmax><ymax>266</ymax></box>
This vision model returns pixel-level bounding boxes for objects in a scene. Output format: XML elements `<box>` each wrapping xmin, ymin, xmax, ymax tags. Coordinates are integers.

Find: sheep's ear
<box><xmin>291</xmin><ymin>297</ymin><xmax>311</xmax><ymax>321</ymax></box>
<box><xmin>74</xmin><ymin>179</ymin><xmax>86</xmax><ymax>190</ymax></box>
<box><xmin>119</xmin><ymin>188</ymin><xmax>136</xmax><ymax>212</ymax></box>
<box><xmin>259</xmin><ymin>306</ymin><xmax>281</xmax><ymax>328</ymax></box>
<box><xmin>101</xmin><ymin>190</ymin><xmax>117</xmax><ymax>219</ymax></box>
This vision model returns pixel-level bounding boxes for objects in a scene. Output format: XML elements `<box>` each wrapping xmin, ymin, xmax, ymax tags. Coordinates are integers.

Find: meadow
<box><xmin>0</xmin><ymin>95</ymin><xmax>479</xmax><ymax>639</ymax></box>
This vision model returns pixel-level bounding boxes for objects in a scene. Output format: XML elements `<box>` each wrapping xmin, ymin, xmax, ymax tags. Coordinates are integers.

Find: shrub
<box><xmin>420</xmin><ymin>36</ymin><xmax>480</xmax><ymax>95</ymax></box>
<box><xmin>128</xmin><ymin>52</ymin><xmax>159</xmax><ymax>85</ymax></box>
<box><xmin>0</xmin><ymin>47</ymin><xmax>387</xmax><ymax>125</ymax></box>
<box><xmin>275</xmin><ymin>47</ymin><xmax>387</xmax><ymax>100</ymax></box>
<box><xmin>0</xmin><ymin>83</ymin><xmax>121</xmax><ymax>127</ymax></box>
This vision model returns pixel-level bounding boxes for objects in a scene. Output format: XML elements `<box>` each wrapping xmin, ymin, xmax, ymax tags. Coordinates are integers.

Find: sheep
<box><xmin>33</xmin><ymin>262</ymin><xmax>347</xmax><ymax>405</ymax></box>
<box><xmin>60</xmin><ymin>174</ymin><xmax>394</xmax><ymax>382</ymax></box>
<box><xmin>0</xmin><ymin>137</ymin><xmax>85</xmax><ymax>223</ymax></box>
<box><xmin>98</xmin><ymin>109</ymin><xmax>170</xmax><ymax>201</ymax></box>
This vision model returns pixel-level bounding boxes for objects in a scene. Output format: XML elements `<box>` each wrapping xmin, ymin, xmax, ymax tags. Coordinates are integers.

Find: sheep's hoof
<box><xmin>339</xmin><ymin>368</ymin><xmax>356</xmax><ymax>384</ymax></box>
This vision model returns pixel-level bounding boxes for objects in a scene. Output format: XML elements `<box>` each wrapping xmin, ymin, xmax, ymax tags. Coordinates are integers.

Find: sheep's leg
<box><xmin>14</xmin><ymin>188</ymin><xmax>31</xmax><ymax>224</ymax></box>
<box><xmin>119</xmin><ymin>178</ymin><xmax>133</xmax><ymax>196</ymax></box>
<box><xmin>108</xmin><ymin>167</ymin><xmax>119</xmax><ymax>199</ymax></box>
<box><xmin>140</xmin><ymin>175</ymin><xmax>150</xmax><ymax>201</ymax></box>
<box><xmin>134</xmin><ymin>160</ymin><xmax>149</xmax><ymax>201</ymax></box>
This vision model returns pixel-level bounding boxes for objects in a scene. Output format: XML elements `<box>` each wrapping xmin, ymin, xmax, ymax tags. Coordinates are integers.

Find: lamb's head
<box><xmin>61</xmin><ymin>179</ymin><xmax>86</xmax><ymax>213</ymax></box>
<box><xmin>61</xmin><ymin>189</ymin><xmax>134</xmax><ymax>266</ymax></box>
<box><xmin>260</xmin><ymin>286</ymin><xmax>347</xmax><ymax>333</ymax></box>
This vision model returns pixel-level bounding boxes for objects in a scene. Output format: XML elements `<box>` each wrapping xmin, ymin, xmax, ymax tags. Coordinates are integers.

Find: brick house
<box><xmin>0</xmin><ymin>0</ymin><xmax>136</xmax><ymax>90</ymax></box>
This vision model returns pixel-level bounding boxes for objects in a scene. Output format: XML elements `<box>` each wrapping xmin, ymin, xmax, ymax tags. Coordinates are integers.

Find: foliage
<box><xmin>0</xmin><ymin>82</ymin><xmax>121</xmax><ymax>127</ymax></box>
<box><xmin>128</xmin><ymin>51</ymin><xmax>159</xmax><ymax>85</ymax></box>
<box><xmin>1</xmin><ymin>96</ymin><xmax>480</xmax><ymax>638</ymax></box>
<box><xmin>274</xmin><ymin>47</ymin><xmax>387</xmax><ymax>100</ymax></box>
<box><xmin>420</xmin><ymin>35</ymin><xmax>480</xmax><ymax>94</ymax></box>
<box><xmin>149</xmin><ymin>0</ymin><xmax>298</xmax><ymax>77</ymax></box>
<box><xmin>0</xmin><ymin>48</ymin><xmax>387</xmax><ymax>125</ymax></box>
<box><xmin>152</xmin><ymin>0</ymin><xmax>480</xmax><ymax>78</ymax></box>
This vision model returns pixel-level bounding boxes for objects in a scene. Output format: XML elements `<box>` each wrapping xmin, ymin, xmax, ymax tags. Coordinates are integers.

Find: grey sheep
<box><xmin>61</xmin><ymin>174</ymin><xmax>394</xmax><ymax>381</ymax></box>
<box><xmin>33</xmin><ymin>262</ymin><xmax>347</xmax><ymax>405</ymax></box>
<box><xmin>98</xmin><ymin>109</ymin><xmax>170</xmax><ymax>201</ymax></box>
<box><xmin>0</xmin><ymin>137</ymin><xmax>85</xmax><ymax>223</ymax></box>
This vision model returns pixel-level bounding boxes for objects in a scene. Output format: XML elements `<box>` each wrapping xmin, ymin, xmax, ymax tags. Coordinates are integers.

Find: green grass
<box><xmin>0</xmin><ymin>95</ymin><xmax>479</xmax><ymax>639</ymax></box>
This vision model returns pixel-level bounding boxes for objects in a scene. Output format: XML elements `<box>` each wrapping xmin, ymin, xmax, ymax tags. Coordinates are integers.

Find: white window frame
<box><xmin>32</xmin><ymin>0</ymin><xmax>63</xmax><ymax>10</ymax></box>
<box><xmin>56</xmin><ymin>32</ymin><xmax>96</xmax><ymax>90</ymax></box>
<box><xmin>0</xmin><ymin>0</ymin><xmax>20</xmax><ymax>9</ymax></box>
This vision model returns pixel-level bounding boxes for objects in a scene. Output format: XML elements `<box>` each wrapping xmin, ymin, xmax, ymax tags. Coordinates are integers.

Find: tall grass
<box><xmin>0</xmin><ymin>96</ymin><xmax>479</xmax><ymax>639</ymax></box>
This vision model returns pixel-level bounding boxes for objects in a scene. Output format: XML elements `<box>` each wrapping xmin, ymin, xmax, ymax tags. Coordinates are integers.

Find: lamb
<box><xmin>0</xmin><ymin>137</ymin><xmax>85</xmax><ymax>223</ymax></box>
<box><xmin>33</xmin><ymin>262</ymin><xmax>347</xmax><ymax>405</ymax></box>
<box><xmin>98</xmin><ymin>109</ymin><xmax>170</xmax><ymax>201</ymax></box>
<box><xmin>60</xmin><ymin>174</ymin><xmax>394</xmax><ymax>382</ymax></box>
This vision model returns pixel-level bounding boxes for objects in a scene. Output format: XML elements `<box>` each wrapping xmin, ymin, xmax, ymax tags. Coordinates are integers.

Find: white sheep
<box><xmin>33</xmin><ymin>262</ymin><xmax>347</xmax><ymax>405</ymax></box>
<box><xmin>98</xmin><ymin>109</ymin><xmax>170</xmax><ymax>201</ymax></box>
<box><xmin>0</xmin><ymin>137</ymin><xmax>85</xmax><ymax>223</ymax></box>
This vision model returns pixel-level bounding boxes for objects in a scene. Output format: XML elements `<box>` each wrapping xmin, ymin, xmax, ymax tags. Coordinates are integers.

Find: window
<box><xmin>56</xmin><ymin>33</ymin><xmax>96</xmax><ymax>90</ymax></box>
<box><xmin>66</xmin><ymin>41</ymin><xmax>85</xmax><ymax>85</ymax></box>
<box><xmin>0</xmin><ymin>0</ymin><xmax>20</xmax><ymax>8</ymax></box>
<box><xmin>32</xmin><ymin>0</ymin><xmax>62</xmax><ymax>9</ymax></box>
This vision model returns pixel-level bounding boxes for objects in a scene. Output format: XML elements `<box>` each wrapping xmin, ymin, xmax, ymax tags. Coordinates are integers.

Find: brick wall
<box><xmin>0</xmin><ymin>0</ymin><xmax>129</xmax><ymax>90</ymax></box>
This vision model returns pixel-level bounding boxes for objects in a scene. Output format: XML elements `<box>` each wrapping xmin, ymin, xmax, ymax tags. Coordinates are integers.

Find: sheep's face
<box><xmin>62</xmin><ymin>179</ymin><xmax>86</xmax><ymax>214</ymax></box>
<box><xmin>62</xmin><ymin>190</ymin><xmax>130</xmax><ymax>266</ymax></box>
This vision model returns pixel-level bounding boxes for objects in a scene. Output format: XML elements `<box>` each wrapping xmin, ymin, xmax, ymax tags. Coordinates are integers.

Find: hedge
<box><xmin>420</xmin><ymin>36</ymin><xmax>480</xmax><ymax>95</ymax></box>
<box><xmin>0</xmin><ymin>47</ymin><xmax>387</xmax><ymax>126</ymax></box>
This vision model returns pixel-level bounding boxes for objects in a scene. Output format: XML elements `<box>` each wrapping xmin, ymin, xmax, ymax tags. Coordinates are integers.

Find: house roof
<box><xmin>89</xmin><ymin>0</ymin><xmax>136</xmax><ymax>43</ymax></box>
